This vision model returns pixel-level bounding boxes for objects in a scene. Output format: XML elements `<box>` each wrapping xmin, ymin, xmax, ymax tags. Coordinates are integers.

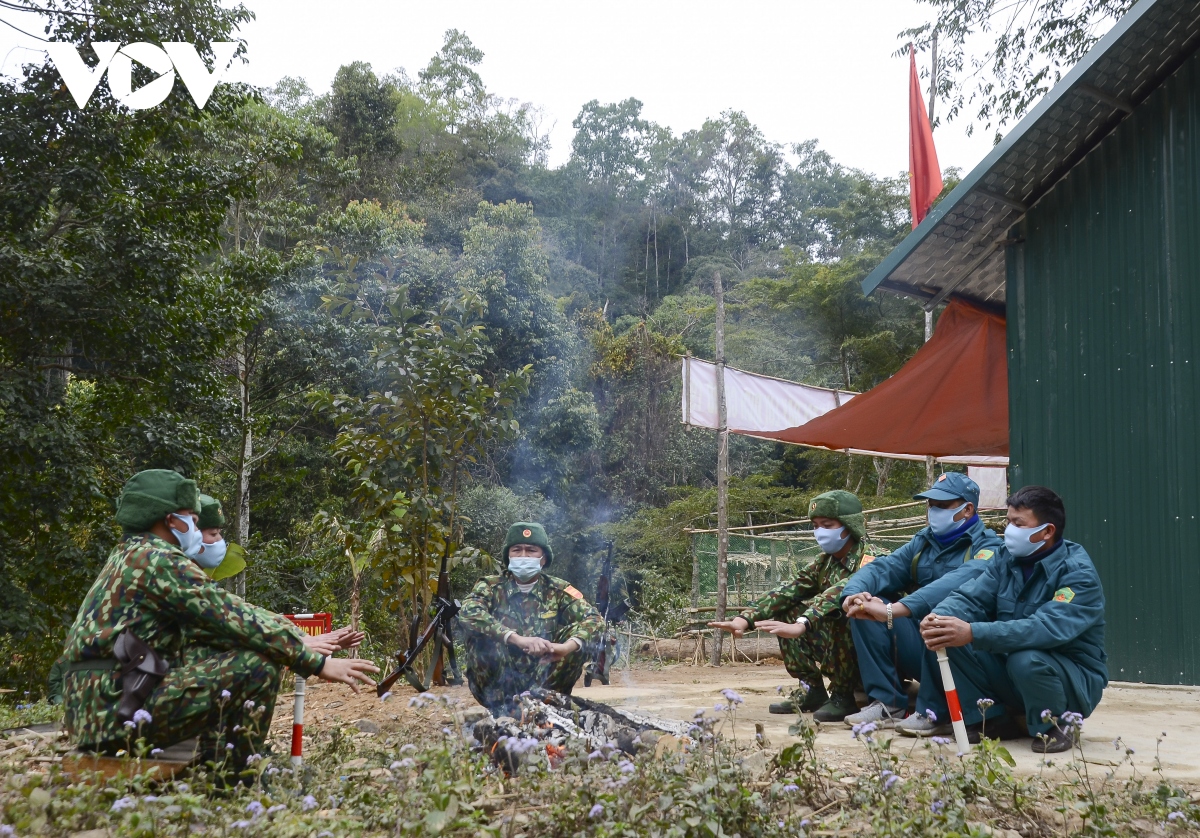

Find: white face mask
<box><xmin>194</xmin><ymin>537</ymin><xmax>226</xmax><ymax>569</ymax></box>
<box><xmin>814</xmin><ymin>525</ymin><xmax>849</xmax><ymax>555</ymax></box>
<box><xmin>168</xmin><ymin>513</ymin><xmax>203</xmax><ymax>558</ymax></box>
<box><xmin>1004</xmin><ymin>522</ymin><xmax>1050</xmax><ymax>558</ymax></box>
<box><xmin>508</xmin><ymin>556</ymin><xmax>543</xmax><ymax>582</ymax></box>
<box><xmin>928</xmin><ymin>503</ymin><xmax>968</xmax><ymax>535</ymax></box>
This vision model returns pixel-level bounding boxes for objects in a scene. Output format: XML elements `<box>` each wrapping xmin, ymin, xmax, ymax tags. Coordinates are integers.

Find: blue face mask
<box><xmin>814</xmin><ymin>525</ymin><xmax>849</xmax><ymax>555</ymax></box>
<box><xmin>194</xmin><ymin>537</ymin><xmax>226</xmax><ymax>569</ymax></box>
<box><xmin>927</xmin><ymin>503</ymin><xmax>968</xmax><ymax>535</ymax></box>
<box><xmin>168</xmin><ymin>513</ymin><xmax>203</xmax><ymax>558</ymax></box>
<box><xmin>508</xmin><ymin>556</ymin><xmax>543</xmax><ymax>582</ymax></box>
<box><xmin>1004</xmin><ymin>522</ymin><xmax>1050</xmax><ymax>558</ymax></box>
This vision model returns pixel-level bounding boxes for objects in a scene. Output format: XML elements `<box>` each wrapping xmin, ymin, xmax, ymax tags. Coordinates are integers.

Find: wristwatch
<box><xmin>795</xmin><ymin>616</ymin><xmax>810</xmax><ymax>631</ymax></box>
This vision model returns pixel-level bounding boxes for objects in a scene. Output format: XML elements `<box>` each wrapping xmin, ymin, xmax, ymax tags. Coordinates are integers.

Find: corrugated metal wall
<box><xmin>1008</xmin><ymin>48</ymin><xmax>1200</xmax><ymax>684</ymax></box>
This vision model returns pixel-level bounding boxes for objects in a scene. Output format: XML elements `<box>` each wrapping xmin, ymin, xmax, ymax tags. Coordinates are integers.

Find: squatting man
<box><xmin>458</xmin><ymin>522</ymin><xmax>604</xmax><ymax>711</ymax></box>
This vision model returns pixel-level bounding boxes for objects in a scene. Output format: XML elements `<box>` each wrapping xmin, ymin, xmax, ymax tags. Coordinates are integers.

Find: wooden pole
<box><xmin>927</xmin><ymin>31</ymin><xmax>938</xmax><ymax>124</ymax></box>
<box><xmin>711</xmin><ymin>271</ymin><xmax>729</xmax><ymax>667</ymax></box>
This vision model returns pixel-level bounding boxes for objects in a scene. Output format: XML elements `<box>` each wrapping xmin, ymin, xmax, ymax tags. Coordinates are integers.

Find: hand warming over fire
<box><xmin>707</xmin><ymin>616</ymin><xmax>749</xmax><ymax>638</ymax></box>
<box><xmin>507</xmin><ymin>633</ymin><xmax>553</xmax><ymax>658</ymax></box>
<box><xmin>754</xmin><ymin>619</ymin><xmax>806</xmax><ymax>639</ymax></box>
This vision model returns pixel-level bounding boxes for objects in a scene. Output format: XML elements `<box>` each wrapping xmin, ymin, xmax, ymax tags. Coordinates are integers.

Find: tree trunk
<box><xmin>873</xmin><ymin>457</ymin><xmax>894</xmax><ymax>497</ymax></box>
<box><xmin>711</xmin><ymin>271</ymin><xmax>729</xmax><ymax>667</ymax></box>
<box><xmin>234</xmin><ymin>340</ymin><xmax>252</xmax><ymax>598</ymax></box>
<box><xmin>348</xmin><ymin>573</ymin><xmax>361</xmax><ymax>660</ymax></box>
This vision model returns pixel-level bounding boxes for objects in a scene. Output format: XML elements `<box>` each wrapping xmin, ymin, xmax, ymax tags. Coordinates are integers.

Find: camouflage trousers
<box><xmin>64</xmin><ymin>646</ymin><xmax>283</xmax><ymax>771</ymax></box>
<box><xmin>462</xmin><ymin>628</ymin><xmax>585</xmax><ymax>711</ymax></box>
<box><xmin>772</xmin><ymin>609</ymin><xmax>861</xmax><ymax>701</ymax></box>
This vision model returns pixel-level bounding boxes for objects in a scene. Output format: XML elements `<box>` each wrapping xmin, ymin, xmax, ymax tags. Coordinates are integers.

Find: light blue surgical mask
<box><xmin>1004</xmin><ymin>522</ymin><xmax>1050</xmax><ymax>558</ymax></box>
<box><xmin>814</xmin><ymin>525</ymin><xmax>849</xmax><ymax>555</ymax></box>
<box><xmin>508</xmin><ymin>557</ymin><xmax>543</xmax><ymax>582</ymax></box>
<box><xmin>194</xmin><ymin>537</ymin><xmax>227</xmax><ymax>569</ymax></box>
<box><xmin>168</xmin><ymin>513</ymin><xmax>203</xmax><ymax>558</ymax></box>
<box><xmin>928</xmin><ymin>503</ymin><xmax>968</xmax><ymax>535</ymax></box>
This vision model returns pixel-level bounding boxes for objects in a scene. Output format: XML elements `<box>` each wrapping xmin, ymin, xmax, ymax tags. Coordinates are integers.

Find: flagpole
<box><xmin>710</xmin><ymin>270</ymin><xmax>729</xmax><ymax>667</ymax></box>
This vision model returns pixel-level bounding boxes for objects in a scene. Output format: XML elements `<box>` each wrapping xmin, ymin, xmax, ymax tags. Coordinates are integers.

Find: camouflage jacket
<box><xmin>458</xmin><ymin>572</ymin><xmax>604</xmax><ymax>645</ymax></box>
<box><xmin>62</xmin><ymin>535</ymin><xmax>324</xmax><ymax>742</ymax></box>
<box><xmin>742</xmin><ymin>540</ymin><xmax>869</xmax><ymax>628</ymax></box>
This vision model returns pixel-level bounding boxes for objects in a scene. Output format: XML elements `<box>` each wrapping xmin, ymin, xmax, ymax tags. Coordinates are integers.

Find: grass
<box><xmin>1</xmin><ymin>695</ymin><xmax>1198</xmax><ymax>836</ymax></box>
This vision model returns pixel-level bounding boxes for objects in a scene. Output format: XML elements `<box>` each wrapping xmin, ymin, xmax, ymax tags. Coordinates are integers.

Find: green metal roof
<box><xmin>862</xmin><ymin>0</ymin><xmax>1200</xmax><ymax>308</ymax></box>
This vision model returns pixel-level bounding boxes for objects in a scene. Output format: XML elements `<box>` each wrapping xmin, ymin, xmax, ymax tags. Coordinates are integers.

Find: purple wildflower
<box><xmin>246</xmin><ymin>801</ymin><xmax>264</xmax><ymax>818</ymax></box>
<box><xmin>589</xmin><ymin>803</ymin><xmax>604</xmax><ymax>818</ymax></box>
<box><xmin>924</xmin><ymin>708</ymin><xmax>937</xmax><ymax>722</ymax></box>
<box><xmin>301</xmin><ymin>795</ymin><xmax>318</xmax><ymax>811</ymax></box>
<box><xmin>720</xmin><ymin>688</ymin><xmax>744</xmax><ymax>705</ymax></box>
<box><xmin>931</xmin><ymin>736</ymin><xmax>952</xmax><ymax>746</ymax></box>
<box><xmin>618</xmin><ymin>760</ymin><xmax>635</xmax><ymax>773</ymax></box>
<box><xmin>931</xmin><ymin>800</ymin><xmax>945</xmax><ymax>814</ymax></box>
<box><xmin>111</xmin><ymin>796</ymin><xmax>137</xmax><ymax>812</ymax></box>
<box><xmin>379</xmin><ymin>691</ymin><xmax>393</xmax><ymax>702</ymax></box>
<box><xmin>220</xmin><ymin>689</ymin><xmax>231</xmax><ymax>701</ymax></box>
<box><xmin>782</xmin><ymin>783</ymin><xmax>799</xmax><ymax>793</ymax></box>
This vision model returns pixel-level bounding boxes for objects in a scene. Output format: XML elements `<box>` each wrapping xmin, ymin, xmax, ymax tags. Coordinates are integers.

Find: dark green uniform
<box><xmin>742</xmin><ymin>540</ymin><xmax>867</xmax><ymax>701</ymax></box>
<box><xmin>458</xmin><ymin>572</ymin><xmax>604</xmax><ymax>710</ymax></box>
<box><xmin>62</xmin><ymin>534</ymin><xmax>325</xmax><ymax>767</ymax></box>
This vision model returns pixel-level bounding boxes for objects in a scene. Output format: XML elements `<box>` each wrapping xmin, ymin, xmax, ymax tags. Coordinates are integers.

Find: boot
<box><xmin>812</xmin><ymin>693</ymin><xmax>858</xmax><ymax>723</ymax></box>
<box><xmin>797</xmin><ymin>682</ymin><xmax>829</xmax><ymax>713</ymax></box>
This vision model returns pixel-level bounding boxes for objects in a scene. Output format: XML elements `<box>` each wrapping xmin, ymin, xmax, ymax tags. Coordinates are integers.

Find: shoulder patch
<box><xmin>973</xmin><ymin>549</ymin><xmax>994</xmax><ymax>561</ymax></box>
<box><xmin>1053</xmin><ymin>587</ymin><xmax>1075</xmax><ymax>603</ymax></box>
<box><xmin>563</xmin><ymin>585</ymin><xmax>584</xmax><ymax>600</ymax></box>
<box><xmin>859</xmin><ymin>554</ymin><xmax>877</xmax><ymax>566</ymax></box>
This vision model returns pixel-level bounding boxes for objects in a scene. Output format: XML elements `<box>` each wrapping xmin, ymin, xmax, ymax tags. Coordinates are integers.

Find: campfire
<box><xmin>468</xmin><ymin>687</ymin><xmax>692</xmax><ymax>773</ymax></box>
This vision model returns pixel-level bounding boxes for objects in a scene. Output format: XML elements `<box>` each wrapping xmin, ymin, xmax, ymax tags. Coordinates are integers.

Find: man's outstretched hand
<box><xmin>303</xmin><ymin>627</ymin><xmax>367</xmax><ymax>656</ymax></box>
<box><xmin>317</xmin><ymin>657</ymin><xmax>379</xmax><ymax>693</ymax></box>
<box><xmin>919</xmin><ymin>614</ymin><xmax>973</xmax><ymax>651</ymax></box>
<box><xmin>707</xmin><ymin>616</ymin><xmax>750</xmax><ymax>638</ymax></box>
<box><xmin>753</xmin><ymin>619</ymin><xmax>806</xmax><ymax>639</ymax></box>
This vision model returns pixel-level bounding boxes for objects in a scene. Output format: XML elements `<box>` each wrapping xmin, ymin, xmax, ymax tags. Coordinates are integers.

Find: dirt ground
<box><xmin>275</xmin><ymin>661</ymin><xmax>1200</xmax><ymax>780</ymax></box>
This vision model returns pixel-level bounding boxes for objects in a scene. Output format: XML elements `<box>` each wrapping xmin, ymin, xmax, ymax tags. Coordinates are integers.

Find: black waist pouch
<box><xmin>113</xmin><ymin>630</ymin><xmax>169</xmax><ymax>723</ymax></box>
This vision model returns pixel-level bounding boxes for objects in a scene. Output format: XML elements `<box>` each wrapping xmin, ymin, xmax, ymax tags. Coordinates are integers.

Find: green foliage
<box><xmin>903</xmin><ymin>0</ymin><xmax>1135</xmax><ymax>138</ymax></box>
<box><xmin>317</xmin><ymin>277</ymin><xmax>529</xmax><ymax>628</ymax></box>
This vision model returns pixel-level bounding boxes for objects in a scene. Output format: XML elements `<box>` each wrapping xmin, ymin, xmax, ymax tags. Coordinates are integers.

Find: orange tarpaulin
<box><xmin>748</xmin><ymin>299</ymin><xmax>1008</xmax><ymax>458</ymax></box>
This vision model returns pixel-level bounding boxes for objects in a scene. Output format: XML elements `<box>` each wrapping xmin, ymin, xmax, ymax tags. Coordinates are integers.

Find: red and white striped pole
<box><xmin>936</xmin><ymin>649</ymin><xmax>971</xmax><ymax>755</ymax></box>
<box><xmin>291</xmin><ymin>676</ymin><xmax>306</xmax><ymax>766</ymax></box>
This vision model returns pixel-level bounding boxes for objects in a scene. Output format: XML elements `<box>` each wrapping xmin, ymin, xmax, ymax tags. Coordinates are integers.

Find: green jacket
<box><xmin>458</xmin><ymin>572</ymin><xmax>604</xmax><ymax>645</ymax></box>
<box><xmin>840</xmin><ymin>518</ymin><xmax>1002</xmax><ymax>619</ymax></box>
<box><xmin>934</xmin><ymin>539</ymin><xmax>1108</xmax><ymax>707</ymax></box>
<box><xmin>61</xmin><ymin>534</ymin><xmax>324</xmax><ymax>745</ymax></box>
<box><xmin>743</xmin><ymin>540</ymin><xmax>868</xmax><ymax>628</ymax></box>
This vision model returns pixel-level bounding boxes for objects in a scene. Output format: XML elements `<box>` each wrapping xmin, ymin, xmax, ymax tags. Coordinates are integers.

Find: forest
<box><xmin>0</xmin><ymin>0</ymin><xmax>1127</xmax><ymax>692</ymax></box>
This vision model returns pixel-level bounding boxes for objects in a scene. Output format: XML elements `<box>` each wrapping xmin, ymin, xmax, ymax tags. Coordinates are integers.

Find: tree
<box><xmin>903</xmin><ymin>0</ymin><xmax>1136</xmax><ymax>138</ymax></box>
<box><xmin>0</xmin><ymin>0</ymin><xmax>255</xmax><ymax>688</ymax></box>
<box><xmin>316</xmin><ymin>282</ymin><xmax>529</xmax><ymax>646</ymax></box>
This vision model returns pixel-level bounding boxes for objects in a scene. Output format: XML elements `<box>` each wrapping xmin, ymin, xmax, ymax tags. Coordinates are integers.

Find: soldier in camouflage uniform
<box><xmin>710</xmin><ymin>490</ymin><xmax>868</xmax><ymax>722</ymax></box>
<box><xmin>458</xmin><ymin>522</ymin><xmax>604</xmax><ymax>711</ymax></box>
<box><xmin>60</xmin><ymin>470</ymin><xmax>378</xmax><ymax>770</ymax></box>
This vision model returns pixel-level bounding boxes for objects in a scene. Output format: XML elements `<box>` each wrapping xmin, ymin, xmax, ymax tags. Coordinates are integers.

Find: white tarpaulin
<box><xmin>681</xmin><ymin>356</ymin><xmax>853</xmax><ymax>433</ymax></box>
<box><xmin>681</xmin><ymin>357</ymin><xmax>1009</xmax><ymax>467</ymax></box>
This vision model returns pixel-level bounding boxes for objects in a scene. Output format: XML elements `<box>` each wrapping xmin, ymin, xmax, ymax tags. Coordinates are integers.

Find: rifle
<box><xmin>583</xmin><ymin>540</ymin><xmax>618</xmax><ymax>687</ymax></box>
<box><xmin>376</xmin><ymin>550</ymin><xmax>462</xmax><ymax>696</ymax></box>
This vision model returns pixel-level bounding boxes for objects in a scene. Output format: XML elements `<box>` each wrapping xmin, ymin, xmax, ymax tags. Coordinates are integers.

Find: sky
<box><xmin>0</xmin><ymin>0</ymin><xmax>1003</xmax><ymax>180</ymax></box>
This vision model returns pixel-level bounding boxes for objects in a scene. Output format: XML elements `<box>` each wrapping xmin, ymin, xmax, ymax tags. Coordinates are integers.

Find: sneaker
<box><xmin>1031</xmin><ymin>727</ymin><xmax>1077</xmax><ymax>754</ymax></box>
<box><xmin>767</xmin><ymin>700</ymin><xmax>795</xmax><ymax>715</ymax></box>
<box><xmin>812</xmin><ymin>694</ymin><xmax>858</xmax><ymax>723</ymax></box>
<box><xmin>897</xmin><ymin>712</ymin><xmax>952</xmax><ymax>737</ymax></box>
<box><xmin>843</xmin><ymin>700</ymin><xmax>906</xmax><ymax>729</ymax></box>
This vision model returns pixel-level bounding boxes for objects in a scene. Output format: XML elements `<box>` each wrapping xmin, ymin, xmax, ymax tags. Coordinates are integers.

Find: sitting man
<box><xmin>709</xmin><ymin>490</ymin><xmax>867</xmax><ymax>722</ymax></box>
<box><xmin>61</xmin><ymin>470</ymin><xmax>379</xmax><ymax>768</ymax></box>
<box><xmin>903</xmin><ymin>485</ymin><xmax>1107</xmax><ymax>753</ymax></box>
<box><xmin>840</xmin><ymin>473</ymin><xmax>1002</xmax><ymax>728</ymax></box>
<box><xmin>458</xmin><ymin>522</ymin><xmax>603</xmax><ymax>711</ymax></box>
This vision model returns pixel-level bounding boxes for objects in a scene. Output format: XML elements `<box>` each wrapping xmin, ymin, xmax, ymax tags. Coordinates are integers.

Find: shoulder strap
<box><xmin>910</xmin><ymin>548</ymin><xmax>923</xmax><ymax>581</ymax></box>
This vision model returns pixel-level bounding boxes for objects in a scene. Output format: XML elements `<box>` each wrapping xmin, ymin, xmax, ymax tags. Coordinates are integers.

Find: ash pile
<box><xmin>467</xmin><ymin>687</ymin><xmax>692</xmax><ymax>773</ymax></box>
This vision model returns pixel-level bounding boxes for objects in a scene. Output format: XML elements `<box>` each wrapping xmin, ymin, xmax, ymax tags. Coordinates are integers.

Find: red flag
<box><xmin>909</xmin><ymin>45</ymin><xmax>943</xmax><ymax>228</ymax></box>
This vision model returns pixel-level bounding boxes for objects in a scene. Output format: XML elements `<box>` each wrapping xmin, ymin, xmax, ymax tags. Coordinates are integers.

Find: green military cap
<box><xmin>115</xmin><ymin>469</ymin><xmax>200</xmax><ymax>533</ymax></box>
<box><xmin>197</xmin><ymin>494</ymin><xmax>225</xmax><ymax>530</ymax></box>
<box><xmin>808</xmin><ymin>489</ymin><xmax>866</xmax><ymax>542</ymax></box>
<box><xmin>502</xmin><ymin>521</ymin><xmax>554</xmax><ymax>567</ymax></box>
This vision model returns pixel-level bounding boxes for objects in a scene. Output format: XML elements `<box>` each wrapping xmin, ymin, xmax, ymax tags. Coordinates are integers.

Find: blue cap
<box><xmin>913</xmin><ymin>472</ymin><xmax>980</xmax><ymax>507</ymax></box>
